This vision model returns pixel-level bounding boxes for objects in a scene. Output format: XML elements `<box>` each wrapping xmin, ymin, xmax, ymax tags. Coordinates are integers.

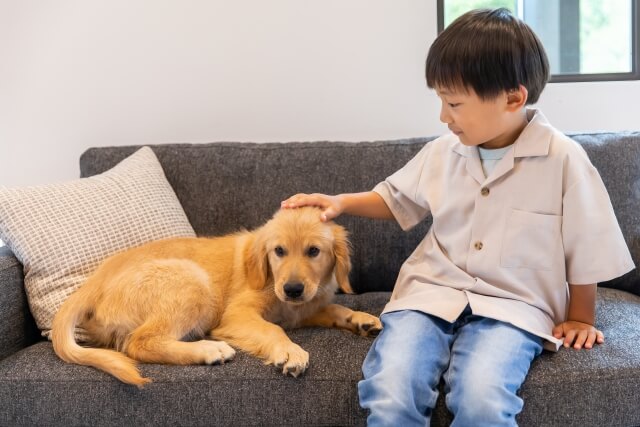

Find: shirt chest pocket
<box><xmin>501</xmin><ymin>209</ymin><xmax>562</xmax><ymax>271</ymax></box>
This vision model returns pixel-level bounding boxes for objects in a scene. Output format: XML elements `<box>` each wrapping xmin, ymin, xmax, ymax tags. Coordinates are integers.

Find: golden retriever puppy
<box><xmin>51</xmin><ymin>207</ymin><xmax>382</xmax><ymax>387</ymax></box>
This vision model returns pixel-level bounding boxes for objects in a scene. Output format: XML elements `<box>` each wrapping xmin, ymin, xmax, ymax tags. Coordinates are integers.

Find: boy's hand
<box><xmin>281</xmin><ymin>193</ymin><xmax>343</xmax><ymax>222</ymax></box>
<box><xmin>552</xmin><ymin>321</ymin><xmax>604</xmax><ymax>350</ymax></box>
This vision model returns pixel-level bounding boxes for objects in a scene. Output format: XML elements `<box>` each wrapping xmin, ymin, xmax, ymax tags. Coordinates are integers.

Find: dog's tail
<box><xmin>51</xmin><ymin>281</ymin><xmax>151</xmax><ymax>388</ymax></box>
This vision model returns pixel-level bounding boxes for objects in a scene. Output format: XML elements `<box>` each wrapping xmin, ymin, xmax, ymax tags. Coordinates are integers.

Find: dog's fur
<box><xmin>51</xmin><ymin>207</ymin><xmax>382</xmax><ymax>387</ymax></box>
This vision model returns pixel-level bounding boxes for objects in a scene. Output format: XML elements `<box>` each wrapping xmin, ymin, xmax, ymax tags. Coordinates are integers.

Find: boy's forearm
<box><xmin>340</xmin><ymin>192</ymin><xmax>395</xmax><ymax>220</ymax></box>
<box><xmin>567</xmin><ymin>283</ymin><xmax>597</xmax><ymax>325</ymax></box>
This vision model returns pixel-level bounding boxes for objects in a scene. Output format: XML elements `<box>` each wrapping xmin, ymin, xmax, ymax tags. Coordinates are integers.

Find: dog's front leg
<box><xmin>301</xmin><ymin>304</ymin><xmax>382</xmax><ymax>337</ymax></box>
<box><xmin>212</xmin><ymin>313</ymin><xmax>309</xmax><ymax>377</ymax></box>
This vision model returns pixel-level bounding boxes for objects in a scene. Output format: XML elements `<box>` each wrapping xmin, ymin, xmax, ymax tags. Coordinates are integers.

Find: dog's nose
<box><xmin>284</xmin><ymin>283</ymin><xmax>305</xmax><ymax>299</ymax></box>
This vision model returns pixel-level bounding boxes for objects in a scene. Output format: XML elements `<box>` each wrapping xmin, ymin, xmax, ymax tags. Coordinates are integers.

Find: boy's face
<box><xmin>436</xmin><ymin>85</ymin><xmax>526</xmax><ymax>149</ymax></box>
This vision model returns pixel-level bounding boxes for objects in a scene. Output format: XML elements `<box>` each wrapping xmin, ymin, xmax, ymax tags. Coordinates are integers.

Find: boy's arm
<box><xmin>339</xmin><ymin>192</ymin><xmax>394</xmax><ymax>220</ymax></box>
<box><xmin>552</xmin><ymin>283</ymin><xmax>604</xmax><ymax>350</ymax></box>
<box><xmin>282</xmin><ymin>191</ymin><xmax>394</xmax><ymax>222</ymax></box>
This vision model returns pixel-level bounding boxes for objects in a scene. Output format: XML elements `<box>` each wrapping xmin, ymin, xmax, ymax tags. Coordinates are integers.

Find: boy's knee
<box><xmin>446</xmin><ymin>377</ymin><xmax>522</xmax><ymax>426</ymax></box>
<box><xmin>361</xmin><ymin>362</ymin><xmax>421</xmax><ymax>400</ymax></box>
<box><xmin>358</xmin><ymin>374</ymin><xmax>436</xmax><ymax>427</ymax></box>
<box><xmin>359</xmin><ymin>359</ymin><xmax>440</xmax><ymax>423</ymax></box>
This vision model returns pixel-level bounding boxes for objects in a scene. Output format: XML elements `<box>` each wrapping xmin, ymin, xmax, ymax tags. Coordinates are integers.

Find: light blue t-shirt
<box><xmin>477</xmin><ymin>145</ymin><xmax>512</xmax><ymax>177</ymax></box>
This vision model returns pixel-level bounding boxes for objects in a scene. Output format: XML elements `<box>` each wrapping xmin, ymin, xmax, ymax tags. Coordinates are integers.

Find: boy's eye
<box><xmin>448</xmin><ymin>103</ymin><xmax>461</xmax><ymax>108</ymax></box>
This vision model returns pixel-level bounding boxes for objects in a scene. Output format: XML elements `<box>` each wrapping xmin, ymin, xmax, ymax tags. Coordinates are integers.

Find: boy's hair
<box><xmin>426</xmin><ymin>8</ymin><xmax>549</xmax><ymax>104</ymax></box>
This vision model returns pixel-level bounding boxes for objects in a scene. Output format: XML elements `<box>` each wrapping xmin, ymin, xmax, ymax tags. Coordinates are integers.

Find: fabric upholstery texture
<box><xmin>0</xmin><ymin>147</ymin><xmax>195</xmax><ymax>339</ymax></box>
<box><xmin>0</xmin><ymin>247</ymin><xmax>39</xmax><ymax>361</ymax></box>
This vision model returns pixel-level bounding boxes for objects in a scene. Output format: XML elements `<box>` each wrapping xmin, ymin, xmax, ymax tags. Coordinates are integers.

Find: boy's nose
<box><xmin>440</xmin><ymin>107</ymin><xmax>452</xmax><ymax>124</ymax></box>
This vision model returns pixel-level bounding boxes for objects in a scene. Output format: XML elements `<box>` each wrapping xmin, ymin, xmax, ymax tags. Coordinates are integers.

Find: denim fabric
<box><xmin>358</xmin><ymin>307</ymin><xmax>543</xmax><ymax>427</ymax></box>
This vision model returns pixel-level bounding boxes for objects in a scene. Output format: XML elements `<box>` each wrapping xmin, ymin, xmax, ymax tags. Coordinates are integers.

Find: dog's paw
<box><xmin>269</xmin><ymin>342</ymin><xmax>309</xmax><ymax>378</ymax></box>
<box><xmin>349</xmin><ymin>311</ymin><xmax>383</xmax><ymax>337</ymax></box>
<box><xmin>200</xmin><ymin>340</ymin><xmax>236</xmax><ymax>365</ymax></box>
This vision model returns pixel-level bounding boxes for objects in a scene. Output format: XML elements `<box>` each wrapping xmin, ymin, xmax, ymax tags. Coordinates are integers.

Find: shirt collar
<box><xmin>452</xmin><ymin>109</ymin><xmax>553</xmax><ymax>158</ymax></box>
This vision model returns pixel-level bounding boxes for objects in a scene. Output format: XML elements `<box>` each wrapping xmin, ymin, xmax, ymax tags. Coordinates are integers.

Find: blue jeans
<box><xmin>358</xmin><ymin>307</ymin><xmax>543</xmax><ymax>427</ymax></box>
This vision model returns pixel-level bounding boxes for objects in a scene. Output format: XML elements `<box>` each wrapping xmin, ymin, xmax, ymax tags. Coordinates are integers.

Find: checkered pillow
<box><xmin>0</xmin><ymin>146</ymin><xmax>195</xmax><ymax>339</ymax></box>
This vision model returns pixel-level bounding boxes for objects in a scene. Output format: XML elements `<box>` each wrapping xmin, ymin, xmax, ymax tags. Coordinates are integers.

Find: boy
<box><xmin>281</xmin><ymin>8</ymin><xmax>634</xmax><ymax>426</ymax></box>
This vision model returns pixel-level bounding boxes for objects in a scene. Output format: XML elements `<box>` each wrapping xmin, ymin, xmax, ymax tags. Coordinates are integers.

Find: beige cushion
<box><xmin>0</xmin><ymin>146</ymin><xmax>195</xmax><ymax>339</ymax></box>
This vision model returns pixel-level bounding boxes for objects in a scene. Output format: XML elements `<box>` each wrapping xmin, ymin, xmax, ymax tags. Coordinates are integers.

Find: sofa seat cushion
<box><xmin>0</xmin><ymin>289</ymin><xmax>638</xmax><ymax>427</ymax></box>
<box><xmin>518</xmin><ymin>287</ymin><xmax>640</xmax><ymax>427</ymax></box>
<box><xmin>0</xmin><ymin>293</ymin><xmax>387</xmax><ymax>427</ymax></box>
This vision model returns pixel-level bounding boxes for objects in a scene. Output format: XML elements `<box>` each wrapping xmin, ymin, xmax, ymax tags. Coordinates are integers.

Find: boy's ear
<box><xmin>506</xmin><ymin>84</ymin><xmax>528</xmax><ymax>111</ymax></box>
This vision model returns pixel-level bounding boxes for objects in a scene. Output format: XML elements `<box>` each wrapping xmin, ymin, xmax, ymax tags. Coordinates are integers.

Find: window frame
<box><xmin>436</xmin><ymin>0</ymin><xmax>640</xmax><ymax>83</ymax></box>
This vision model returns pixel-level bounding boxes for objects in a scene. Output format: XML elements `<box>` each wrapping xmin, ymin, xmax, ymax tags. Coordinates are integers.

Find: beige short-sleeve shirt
<box><xmin>374</xmin><ymin>109</ymin><xmax>635</xmax><ymax>351</ymax></box>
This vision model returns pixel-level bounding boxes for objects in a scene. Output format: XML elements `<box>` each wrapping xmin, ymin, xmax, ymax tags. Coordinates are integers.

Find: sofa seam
<box><xmin>0</xmin><ymin>259</ymin><xmax>20</xmax><ymax>272</ymax></box>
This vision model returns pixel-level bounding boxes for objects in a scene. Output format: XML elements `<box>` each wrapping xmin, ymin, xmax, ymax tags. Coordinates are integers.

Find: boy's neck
<box><xmin>480</xmin><ymin>109</ymin><xmax>529</xmax><ymax>149</ymax></box>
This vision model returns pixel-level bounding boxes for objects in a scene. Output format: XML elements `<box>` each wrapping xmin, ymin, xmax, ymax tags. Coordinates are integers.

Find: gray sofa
<box><xmin>1</xmin><ymin>132</ymin><xmax>639</xmax><ymax>426</ymax></box>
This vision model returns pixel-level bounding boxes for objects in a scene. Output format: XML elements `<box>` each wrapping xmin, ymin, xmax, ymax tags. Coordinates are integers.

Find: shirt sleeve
<box><xmin>562</xmin><ymin>166</ymin><xmax>635</xmax><ymax>284</ymax></box>
<box><xmin>372</xmin><ymin>143</ymin><xmax>432</xmax><ymax>231</ymax></box>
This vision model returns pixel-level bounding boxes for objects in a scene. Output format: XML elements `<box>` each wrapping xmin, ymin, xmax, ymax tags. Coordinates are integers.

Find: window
<box><xmin>437</xmin><ymin>0</ymin><xmax>640</xmax><ymax>82</ymax></box>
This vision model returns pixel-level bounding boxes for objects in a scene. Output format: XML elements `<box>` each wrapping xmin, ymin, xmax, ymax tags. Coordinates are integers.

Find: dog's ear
<box><xmin>331</xmin><ymin>223</ymin><xmax>353</xmax><ymax>294</ymax></box>
<box><xmin>245</xmin><ymin>228</ymin><xmax>270</xmax><ymax>290</ymax></box>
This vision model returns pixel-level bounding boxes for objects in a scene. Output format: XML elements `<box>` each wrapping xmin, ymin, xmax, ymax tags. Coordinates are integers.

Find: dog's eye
<box><xmin>275</xmin><ymin>246</ymin><xmax>286</xmax><ymax>257</ymax></box>
<box><xmin>307</xmin><ymin>246</ymin><xmax>320</xmax><ymax>258</ymax></box>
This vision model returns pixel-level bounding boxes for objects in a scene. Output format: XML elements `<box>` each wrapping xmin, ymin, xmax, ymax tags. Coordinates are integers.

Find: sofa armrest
<box><xmin>0</xmin><ymin>246</ymin><xmax>40</xmax><ymax>361</ymax></box>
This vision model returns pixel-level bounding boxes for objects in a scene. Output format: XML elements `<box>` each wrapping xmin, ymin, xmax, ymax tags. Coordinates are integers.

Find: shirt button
<box><xmin>474</xmin><ymin>241</ymin><xmax>483</xmax><ymax>250</ymax></box>
<box><xmin>480</xmin><ymin>187</ymin><xmax>490</xmax><ymax>196</ymax></box>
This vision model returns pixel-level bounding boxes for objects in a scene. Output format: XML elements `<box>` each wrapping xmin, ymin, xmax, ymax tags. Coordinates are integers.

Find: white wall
<box><xmin>1</xmin><ymin>1</ymin><xmax>639</xmax><ymax>188</ymax></box>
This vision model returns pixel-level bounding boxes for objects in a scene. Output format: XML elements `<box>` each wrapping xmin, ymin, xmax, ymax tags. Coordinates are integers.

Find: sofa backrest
<box><xmin>80</xmin><ymin>132</ymin><xmax>639</xmax><ymax>295</ymax></box>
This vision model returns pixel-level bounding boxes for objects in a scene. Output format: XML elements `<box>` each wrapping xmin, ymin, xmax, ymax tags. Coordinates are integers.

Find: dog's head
<box><xmin>246</xmin><ymin>206</ymin><xmax>353</xmax><ymax>303</ymax></box>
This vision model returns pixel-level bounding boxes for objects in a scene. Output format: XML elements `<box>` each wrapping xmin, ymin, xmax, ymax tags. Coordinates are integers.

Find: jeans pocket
<box><xmin>500</xmin><ymin>209</ymin><xmax>561</xmax><ymax>270</ymax></box>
